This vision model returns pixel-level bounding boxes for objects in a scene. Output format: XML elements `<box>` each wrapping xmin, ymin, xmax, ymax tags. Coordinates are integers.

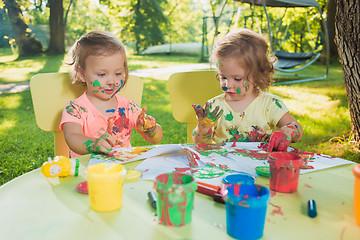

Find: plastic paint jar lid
<box><xmin>125</xmin><ymin>169</ymin><xmax>142</xmax><ymax>182</ymax></box>
<box><xmin>256</xmin><ymin>166</ymin><xmax>270</xmax><ymax>177</ymax></box>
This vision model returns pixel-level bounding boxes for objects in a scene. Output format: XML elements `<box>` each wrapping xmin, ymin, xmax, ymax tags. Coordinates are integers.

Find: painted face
<box><xmin>81</xmin><ymin>51</ymin><xmax>125</xmax><ymax>101</ymax></box>
<box><xmin>217</xmin><ymin>57</ymin><xmax>253</xmax><ymax>101</ymax></box>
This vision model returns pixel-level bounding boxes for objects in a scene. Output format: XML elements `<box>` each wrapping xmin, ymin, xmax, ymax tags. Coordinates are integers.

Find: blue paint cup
<box><xmin>224</xmin><ymin>183</ymin><xmax>270</xmax><ymax>240</ymax></box>
<box><xmin>220</xmin><ymin>173</ymin><xmax>255</xmax><ymax>196</ymax></box>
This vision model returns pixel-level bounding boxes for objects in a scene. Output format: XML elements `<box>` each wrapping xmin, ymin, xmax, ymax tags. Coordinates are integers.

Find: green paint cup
<box><xmin>154</xmin><ymin>173</ymin><xmax>197</xmax><ymax>227</ymax></box>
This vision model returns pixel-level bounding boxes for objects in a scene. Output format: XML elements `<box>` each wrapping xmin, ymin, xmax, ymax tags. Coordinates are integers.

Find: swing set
<box><xmin>201</xmin><ymin>0</ymin><xmax>329</xmax><ymax>84</ymax></box>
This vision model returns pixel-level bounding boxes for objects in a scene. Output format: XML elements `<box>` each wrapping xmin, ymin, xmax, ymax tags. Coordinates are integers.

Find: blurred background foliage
<box><xmin>0</xmin><ymin>0</ymin><xmax>328</xmax><ymax>56</ymax></box>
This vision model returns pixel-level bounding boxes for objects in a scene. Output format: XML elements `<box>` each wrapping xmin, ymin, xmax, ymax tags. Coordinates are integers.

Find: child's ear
<box><xmin>76</xmin><ymin>67</ymin><xmax>86</xmax><ymax>82</ymax></box>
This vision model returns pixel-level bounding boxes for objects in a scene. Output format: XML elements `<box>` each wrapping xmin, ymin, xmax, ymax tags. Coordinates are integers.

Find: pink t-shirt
<box><xmin>60</xmin><ymin>91</ymin><xmax>141</xmax><ymax>157</ymax></box>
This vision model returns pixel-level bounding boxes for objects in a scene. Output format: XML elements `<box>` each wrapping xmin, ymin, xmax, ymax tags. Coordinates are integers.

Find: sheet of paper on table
<box><xmin>88</xmin><ymin>142</ymin><xmax>353</xmax><ymax>186</ymax></box>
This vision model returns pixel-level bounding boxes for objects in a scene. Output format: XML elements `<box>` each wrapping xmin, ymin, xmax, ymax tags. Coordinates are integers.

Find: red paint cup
<box><xmin>268</xmin><ymin>152</ymin><xmax>303</xmax><ymax>193</ymax></box>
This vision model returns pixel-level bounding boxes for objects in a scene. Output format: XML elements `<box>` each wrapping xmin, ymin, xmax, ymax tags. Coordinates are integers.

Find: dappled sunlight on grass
<box><xmin>0</xmin><ymin>53</ymin><xmax>66</xmax><ymax>84</ymax></box>
<box><xmin>0</xmin><ymin>119</ymin><xmax>16</xmax><ymax>132</ymax></box>
<box><xmin>0</xmin><ymin>53</ymin><xmax>18</xmax><ymax>62</ymax></box>
<box><xmin>0</xmin><ymin>94</ymin><xmax>22</xmax><ymax>109</ymax></box>
<box><xmin>271</xmin><ymin>86</ymin><xmax>346</xmax><ymax>119</ymax></box>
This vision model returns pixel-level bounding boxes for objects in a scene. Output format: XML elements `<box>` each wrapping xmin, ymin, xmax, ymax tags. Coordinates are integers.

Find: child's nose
<box><xmin>106</xmin><ymin>77</ymin><xmax>115</xmax><ymax>85</ymax></box>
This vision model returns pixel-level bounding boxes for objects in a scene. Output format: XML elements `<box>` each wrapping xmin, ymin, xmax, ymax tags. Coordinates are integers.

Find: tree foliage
<box><xmin>101</xmin><ymin>0</ymin><xmax>168</xmax><ymax>54</ymax></box>
<box><xmin>3</xmin><ymin>0</ymin><xmax>43</xmax><ymax>56</ymax></box>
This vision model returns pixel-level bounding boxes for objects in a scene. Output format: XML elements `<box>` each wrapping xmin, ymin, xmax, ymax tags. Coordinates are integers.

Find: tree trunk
<box><xmin>327</xmin><ymin>0</ymin><xmax>338</xmax><ymax>60</ymax></box>
<box><xmin>47</xmin><ymin>0</ymin><xmax>65</xmax><ymax>54</ymax></box>
<box><xmin>134</xmin><ymin>0</ymin><xmax>141</xmax><ymax>55</ymax></box>
<box><xmin>4</xmin><ymin>0</ymin><xmax>43</xmax><ymax>56</ymax></box>
<box><xmin>335</xmin><ymin>0</ymin><xmax>360</xmax><ymax>145</ymax></box>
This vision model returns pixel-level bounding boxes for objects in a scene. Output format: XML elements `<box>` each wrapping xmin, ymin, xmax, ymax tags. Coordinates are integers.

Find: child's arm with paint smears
<box><xmin>192</xmin><ymin>101</ymin><xmax>223</xmax><ymax>144</ymax></box>
<box><xmin>267</xmin><ymin>112</ymin><xmax>303</xmax><ymax>152</ymax></box>
<box><xmin>136</xmin><ymin>107</ymin><xmax>163</xmax><ymax>144</ymax></box>
<box><xmin>63</xmin><ymin>121</ymin><xmax>120</xmax><ymax>155</ymax></box>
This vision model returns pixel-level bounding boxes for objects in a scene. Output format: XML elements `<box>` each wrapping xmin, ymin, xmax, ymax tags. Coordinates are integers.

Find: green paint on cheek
<box><xmin>236</xmin><ymin>87</ymin><xmax>241</xmax><ymax>94</ymax></box>
<box><xmin>93</xmin><ymin>79</ymin><xmax>101</xmax><ymax>87</ymax></box>
<box><xmin>244</xmin><ymin>82</ymin><xmax>248</xmax><ymax>92</ymax></box>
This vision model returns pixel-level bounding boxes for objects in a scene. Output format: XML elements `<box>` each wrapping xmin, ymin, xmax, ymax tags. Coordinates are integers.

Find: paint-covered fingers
<box><xmin>267</xmin><ymin>131</ymin><xmax>284</xmax><ymax>152</ymax></box>
<box><xmin>83</xmin><ymin>134</ymin><xmax>118</xmax><ymax>154</ymax></box>
<box><xmin>267</xmin><ymin>131</ymin><xmax>290</xmax><ymax>152</ymax></box>
<box><xmin>192</xmin><ymin>104</ymin><xmax>205</xmax><ymax>119</ymax></box>
<box><xmin>136</xmin><ymin>107</ymin><xmax>157</xmax><ymax>133</ymax></box>
<box><xmin>210</xmin><ymin>106</ymin><xmax>223</xmax><ymax>122</ymax></box>
<box><xmin>107</xmin><ymin>118</ymin><xmax>114</xmax><ymax>134</ymax></box>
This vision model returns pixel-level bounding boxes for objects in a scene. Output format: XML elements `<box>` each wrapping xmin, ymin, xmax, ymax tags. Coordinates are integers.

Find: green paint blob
<box><xmin>193</xmin><ymin>166</ymin><xmax>226</xmax><ymax>179</ymax></box>
<box><xmin>236</xmin><ymin>87</ymin><xmax>241</xmax><ymax>94</ymax></box>
<box><xmin>93</xmin><ymin>79</ymin><xmax>101</xmax><ymax>87</ymax></box>
<box><xmin>83</xmin><ymin>140</ymin><xmax>94</xmax><ymax>152</ymax></box>
<box><xmin>225</xmin><ymin>112</ymin><xmax>234</xmax><ymax>121</ymax></box>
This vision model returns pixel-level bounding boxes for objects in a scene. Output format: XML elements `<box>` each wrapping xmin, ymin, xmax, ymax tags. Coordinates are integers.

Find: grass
<box><xmin>0</xmin><ymin>48</ymin><xmax>359</xmax><ymax>186</ymax></box>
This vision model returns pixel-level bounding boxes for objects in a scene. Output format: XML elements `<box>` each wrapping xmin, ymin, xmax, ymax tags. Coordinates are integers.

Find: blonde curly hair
<box><xmin>66</xmin><ymin>30</ymin><xmax>129</xmax><ymax>87</ymax></box>
<box><xmin>210</xmin><ymin>28</ymin><xmax>276</xmax><ymax>92</ymax></box>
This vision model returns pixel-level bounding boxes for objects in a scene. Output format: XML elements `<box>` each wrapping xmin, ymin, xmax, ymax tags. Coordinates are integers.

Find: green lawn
<box><xmin>0</xmin><ymin>49</ymin><xmax>358</xmax><ymax>186</ymax></box>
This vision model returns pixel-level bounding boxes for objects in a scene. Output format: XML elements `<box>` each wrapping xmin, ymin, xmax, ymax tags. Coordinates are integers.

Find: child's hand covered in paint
<box><xmin>83</xmin><ymin>133</ymin><xmax>119</xmax><ymax>154</ymax></box>
<box><xmin>192</xmin><ymin>102</ymin><xmax>223</xmax><ymax>130</ymax></box>
<box><xmin>267</xmin><ymin>124</ymin><xmax>301</xmax><ymax>152</ymax></box>
<box><xmin>136</xmin><ymin>107</ymin><xmax>157</xmax><ymax>134</ymax></box>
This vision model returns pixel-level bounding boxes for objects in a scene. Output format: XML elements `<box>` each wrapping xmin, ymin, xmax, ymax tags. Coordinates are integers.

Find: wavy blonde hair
<box><xmin>66</xmin><ymin>30</ymin><xmax>129</xmax><ymax>87</ymax></box>
<box><xmin>210</xmin><ymin>28</ymin><xmax>276</xmax><ymax>92</ymax></box>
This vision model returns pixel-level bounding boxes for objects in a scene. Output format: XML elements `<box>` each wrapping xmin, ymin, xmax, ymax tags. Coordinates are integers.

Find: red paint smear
<box><xmin>304</xmin><ymin>183</ymin><xmax>313</xmax><ymax>188</ymax></box>
<box><xmin>258</xmin><ymin>142</ymin><xmax>268</xmax><ymax>151</ymax></box>
<box><xmin>270</xmin><ymin>203</ymin><xmax>284</xmax><ymax>216</ymax></box>
<box><xmin>266</xmin><ymin>217</ymin><xmax>276</xmax><ymax>224</ymax></box>
<box><xmin>234</xmin><ymin>148</ymin><xmax>269</xmax><ymax>160</ymax></box>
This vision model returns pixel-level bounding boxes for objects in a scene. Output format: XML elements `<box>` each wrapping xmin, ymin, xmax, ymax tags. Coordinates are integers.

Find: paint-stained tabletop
<box><xmin>0</xmin><ymin>152</ymin><xmax>359</xmax><ymax>240</ymax></box>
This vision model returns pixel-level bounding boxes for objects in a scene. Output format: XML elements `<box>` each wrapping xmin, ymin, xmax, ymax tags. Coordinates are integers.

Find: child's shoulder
<box><xmin>208</xmin><ymin>93</ymin><xmax>225</xmax><ymax>103</ymax></box>
<box><xmin>66</xmin><ymin>91</ymin><xmax>87</xmax><ymax>106</ymax></box>
<box><xmin>257</xmin><ymin>91</ymin><xmax>281</xmax><ymax>101</ymax></box>
<box><xmin>115</xmin><ymin>95</ymin><xmax>140</xmax><ymax>108</ymax></box>
<box><xmin>257</xmin><ymin>91</ymin><xmax>287</xmax><ymax>110</ymax></box>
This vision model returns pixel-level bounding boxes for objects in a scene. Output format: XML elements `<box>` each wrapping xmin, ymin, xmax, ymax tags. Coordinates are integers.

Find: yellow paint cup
<box><xmin>87</xmin><ymin>163</ymin><xmax>126</xmax><ymax>212</ymax></box>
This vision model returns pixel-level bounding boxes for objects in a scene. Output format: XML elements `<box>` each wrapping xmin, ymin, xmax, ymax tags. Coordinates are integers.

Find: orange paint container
<box><xmin>353</xmin><ymin>164</ymin><xmax>360</xmax><ymax>226</ymax></box>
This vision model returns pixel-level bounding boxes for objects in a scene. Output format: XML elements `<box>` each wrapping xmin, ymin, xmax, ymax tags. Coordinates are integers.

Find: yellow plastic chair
<box><xmin>30</xmin><ymin>72</ymin><xmax>143</xmax><ymax>157</ymax></box>
<box><xmin>168</xmin><ymin>70</ymin><xmax>222</xmax><ymax>143</ymax></box>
